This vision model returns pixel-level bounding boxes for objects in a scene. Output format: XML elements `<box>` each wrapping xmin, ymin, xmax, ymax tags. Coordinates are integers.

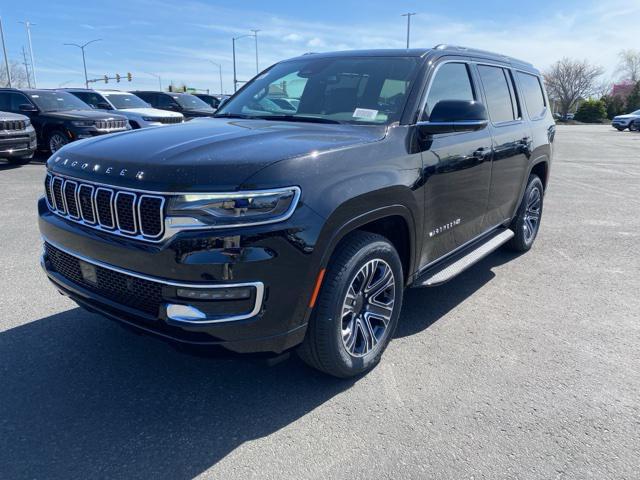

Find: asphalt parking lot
<box><xmin>1</xmin><ymin>124</ymin><xmax>639</xmax><ymax>479</ymax></box>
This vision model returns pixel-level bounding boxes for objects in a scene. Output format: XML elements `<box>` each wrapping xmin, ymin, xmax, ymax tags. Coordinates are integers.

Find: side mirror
<box><xmin>417</xmin><ymin>100</ymin><xmax>488</xmax><ymax>135</ymax></box>
<box><xmin>19</xmin><ymin>103</ymin><xmax>38</xmax><ymax>113</ymax></box>
<box><xmin>96</xmin><ymin>102</ymin><xmax>112</xmax><ymax>110</ymax></box>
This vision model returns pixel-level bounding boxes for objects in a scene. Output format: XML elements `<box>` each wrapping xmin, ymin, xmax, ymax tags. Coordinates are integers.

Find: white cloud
<box><xmin>307</xmin><ymin>37</ymin><xmax>325</xmax><ymax>48</ymax></box>
<box><xmin>283</xmin><ymin>33</ymin><xmax>303</xmax><ymax>42</ymax></box>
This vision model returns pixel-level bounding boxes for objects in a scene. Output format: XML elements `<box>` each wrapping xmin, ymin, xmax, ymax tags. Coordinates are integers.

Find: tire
<box><xmin>47</xmin><ymin>130</ymin><xmax>70</xmax><ymax>154</ymax></box>
<box><xmin>630</xmin><ymin>121</ymin><xmax>639</xmax><ymax>132</ymax></box>
<box><xmin>505</xmin><ymin>174</ymin><xmax>544</xmax><ymax>252</ymax></box>
<box><xmin>6</xmin><ymin>155</ymin><xmax>33</xmax><ymax>166</ymax></box>
<box><xmin>297</xmin><ymin>231</ymin><xmax>404</xmax><ymax>378</ymax></box>
<box><xmin>615</xmin><ymin>127</ymin><xmax>625</xmax><ymax>131</ymax></box>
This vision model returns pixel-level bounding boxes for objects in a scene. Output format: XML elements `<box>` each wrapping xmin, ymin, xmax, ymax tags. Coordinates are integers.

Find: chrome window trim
<box><xmin>114</xmin><ymin>191</ymin><xmax>138</xmax><ymax>234</ymax></box>
<box><xmin>95</xmin><ymin>187</ymin><xmax>116</xmax><ymax>229</ymax></box>
<box><xmin>42</xmin><ymin>236</ymin><xmax>265</xmax><ymax>324</ymax></box>
<box><xmin>63</xmin><ymin>180</ymin><xmax>80</xmax><ymax>220</ymax></box>
<box><xmin>138</xmin><ymin>194</ymin><xmax>166</xmax><ymax>238</ymax></box>
<box><xmin>77</xmin><ymin>184</ymin><xmax>96</xmax><ymax>225</ymax></box>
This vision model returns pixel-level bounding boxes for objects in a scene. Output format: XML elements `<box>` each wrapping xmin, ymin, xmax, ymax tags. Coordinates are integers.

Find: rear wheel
<box><xmin>48</xmin><ymin>130</ymin><xmax>69</xmax><ymax>154</ymax></box>
<box><xmin>297</xmin><ymin>231</ymin><xmax>403</xmax><ymax>378</ymax></box>
<box><xmin>505</xmin><ymin>174</ymin><xmax>544</xmax><ymax>252</ymax></box>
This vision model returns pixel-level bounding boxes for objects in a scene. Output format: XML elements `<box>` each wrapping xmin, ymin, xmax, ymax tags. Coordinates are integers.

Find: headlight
<box><xmin>71</xmin><ymin>120</ymin><xmax>95</xmax><ymax>127</ymax></box>
<box><xmin>24</xmin><ymin>118</ymin><xmax>31</xmax><ymax>127</ymax></box>
<box><xmin>142</xmin><ymin>116</ymin><xmax>159</xmax><ymax>121</ymax></box>
<box><xmin>167</xmin><ymin>187</ymin><xmax>300</xmax><ymax>228</ymax></box>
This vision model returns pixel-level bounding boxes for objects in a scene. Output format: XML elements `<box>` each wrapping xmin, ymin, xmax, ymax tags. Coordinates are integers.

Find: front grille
<box><xmin>157</xmin><ymin>117</ymin><xmax>182</xmax><ymax>124</ymax></box>
<box><xmin>95</xmin><ymin>119</ymin><xmax>127</xmax><ymax>131</ymax></box>
<box><xmin>0</xmin><ymin>120</ymin><xmax>26</xmax><ymax>131</ymax></box>
<box><xmin>45</xmin><ymin>242</ymin><xmax>163</xmax><ymax>316</ymax></box>
<box><xmin>45</xmin><ymin>173</ymin><xmax>165</xmax><ymax>241</ymax></box>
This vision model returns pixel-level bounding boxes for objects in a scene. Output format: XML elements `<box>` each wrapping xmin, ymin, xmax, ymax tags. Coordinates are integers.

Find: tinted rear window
<box><xmin>517</xmin><ymin>72</ymin><xmax>546</xmax><ymax>119</ymax></box>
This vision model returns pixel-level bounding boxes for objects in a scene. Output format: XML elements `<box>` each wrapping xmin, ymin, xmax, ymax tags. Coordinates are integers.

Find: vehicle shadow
<box><xmin>0</xmin><ymin>249</ymin><xmax>520</xmax><ymax>479</ymax></box>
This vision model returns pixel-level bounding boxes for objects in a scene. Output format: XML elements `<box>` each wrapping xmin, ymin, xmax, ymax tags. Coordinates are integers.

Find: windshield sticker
<box><xmin>353</xmin><ymin>108</ymin><xmax>378</xmax><ymax>120</ymax></box>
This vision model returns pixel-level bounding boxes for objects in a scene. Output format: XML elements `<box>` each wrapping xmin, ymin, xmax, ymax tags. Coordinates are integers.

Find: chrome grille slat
<box><xmin>44</xmin><ymin>174</ymin><xmax>165</xmax><ymax>242</ymax></box>
<box><xmin>63</xmin><ymin>180</ymin><xmax>80</xmax><ymax>219</ymax></box>
<box><xmin>1</xmin><ymin>120</ymin><xmax>26</xmax><ymax>131</ymax></box>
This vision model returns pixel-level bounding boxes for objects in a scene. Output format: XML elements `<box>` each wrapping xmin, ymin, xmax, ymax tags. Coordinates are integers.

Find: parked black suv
<box><xmin>0</xmin><ymin>89</ymin><xmax>129</xmax><ymax>153</ymax></box>
<box><xmin>131</xmin><ymin>91</ymin><xmax>216</xmax><ymax>119</ymax></box>
<box><xmin>39</xmin><ymin>46</ymin><xmax>554</xmax><ymax>377</ymax></box>
<box><xmin>193</xmin><ymin>93</ymin><xmax>229</xmax><ymax>109</ymax></box>
<box><xmin>0</xmin><ymin>110</ymin><xmax>37</xmax><ymax>164</ymax></box>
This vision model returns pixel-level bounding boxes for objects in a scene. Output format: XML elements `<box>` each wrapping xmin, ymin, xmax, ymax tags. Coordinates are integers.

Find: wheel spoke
<box><xmin>357</xmin><ymin>317</ymin><xmax>376</xmax><ymax>352</ymax></box>
<box><xmin>365</xmin><ymin>304</ymin><xmax>393</xmax><ymax>325</ymax></box>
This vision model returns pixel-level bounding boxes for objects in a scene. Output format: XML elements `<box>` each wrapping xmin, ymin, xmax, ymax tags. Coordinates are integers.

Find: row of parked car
<box><xmin>0</xmin><ymin>88</ymin><xmax>228</xmax><ymax>165</ymax></box>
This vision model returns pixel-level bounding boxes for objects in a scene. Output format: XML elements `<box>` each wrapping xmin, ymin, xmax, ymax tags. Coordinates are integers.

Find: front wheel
<box><xmin>48</xmin><ymin>130</ymin><xmax>70</xmax><ymax>154</ymax></box>
<box><xmin>630</xmin><ymin>121</ymin><xmax>639</xmax><ymax>132</ymax></box>
<box><xmin>297</xmin><ymin>231</ymin><xmax>404</xmax><ymax>378</ymax></box>
<box><xmin>505</xmin><ymin>174</ymin><xmax>544</xmax><ymax>252</ymax></box>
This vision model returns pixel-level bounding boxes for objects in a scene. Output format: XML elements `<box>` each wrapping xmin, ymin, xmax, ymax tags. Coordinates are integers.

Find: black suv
<box><xmin>39</xmin><ymin>46</ymin><xmax>554</xmax><ymax>377</ymax></box>
<box><xmin>131</xmin><ymin>91</ymin><xmax>216</xmax><ymax>119</ymax></box>
<box><xmin>0</xmin><ymin>89</ymin><xmax>129</xmax><ymax>154</ymax></box>
<box><xmin>193</xmin><ymin>93</ymin><xmax>229</xmax><ymax>110</ymax></box>
<box><xmin>0</xmin><ymin>110</ymin><xmax>37</xmax><ymax>165</ymax></box>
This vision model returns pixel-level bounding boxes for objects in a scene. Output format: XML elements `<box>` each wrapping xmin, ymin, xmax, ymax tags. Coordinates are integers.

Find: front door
<box><xmin>419</xmin><ymin>60</ymin><xmax>494</xmax><ymax>267</ymax></box>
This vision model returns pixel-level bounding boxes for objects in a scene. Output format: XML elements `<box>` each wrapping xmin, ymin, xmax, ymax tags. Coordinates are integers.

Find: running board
<box><xmin>414</xmin><ymin>228</ymin><xmax>515</xmax><ymax>287</ymax></box>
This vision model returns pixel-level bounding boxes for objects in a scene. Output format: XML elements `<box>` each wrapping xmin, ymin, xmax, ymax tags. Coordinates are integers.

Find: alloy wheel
<box><xmin>49</xmin><ymin>134</ymin><xmax>68</xmax><ymax>153</ymax></box>
<box><xmin>523</xmin><ymin>185</ymin><xmax>542</xmax><ymax>243</ymax></box>
<box><xmin>341</xmin><ymin>258</ymin><xmax>396</xmax><ymax>357</ymax></box>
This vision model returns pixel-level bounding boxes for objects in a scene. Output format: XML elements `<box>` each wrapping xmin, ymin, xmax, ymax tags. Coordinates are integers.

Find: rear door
<box><xmin>474</xmin><ymin>63</ymin><xmax>531</xmax><ymax>226</ymax></box>
<box><xmin>418</xmin><ymin>60</ymin><xmax>494</xmax><ymax>266</ymax></box>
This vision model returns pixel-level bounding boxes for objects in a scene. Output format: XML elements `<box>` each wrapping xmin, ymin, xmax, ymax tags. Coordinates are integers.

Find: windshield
<box><xmin>103</xmin><ymin>93</ymin><xmax>150</xmax><ymax>109</ymax></box>
<box><xmin>216</xmin><ymin>56</ymin><xmax>420</xmax><ymax>124</ymax></box>
<box><xmin>173</xmin><ymin>94</ymin><xmax>214</xmax><ymax>111</ymax></box>
<box><xmin>632</xmin><ymin>109</ymin><xmax>640</xmax><ymax>115</ymax></box>
<box><xmin>29</xmin><ymin>91</ymin><xmax>91</xmax><ymax>112</ymax></box>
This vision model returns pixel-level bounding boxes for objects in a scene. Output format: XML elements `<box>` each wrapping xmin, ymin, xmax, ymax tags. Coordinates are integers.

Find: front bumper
<box><xmin>38</xmin><ymin>196</ymin><xmax>324</xmax><ymax>353</ymax></box>
<box><xmin>612</xmin><ymin>120</ymin><xmax>631</xmax><ymax>129</ymax></box>
<box><xmin>0</xmin><ymin>127</ymin><xmax>37</xmax><ymax>157</ymax></box>
<box><xmin>68</xmin><ymin>125</ymin><xmax>130</xmax><ymax>140</ymax></box>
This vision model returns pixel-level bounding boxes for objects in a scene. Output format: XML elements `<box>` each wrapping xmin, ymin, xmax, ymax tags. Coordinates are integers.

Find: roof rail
<box><xmin>432</xmin><ymin>44</ymin><xmax>533</xmax><ymax>67</ymax></box>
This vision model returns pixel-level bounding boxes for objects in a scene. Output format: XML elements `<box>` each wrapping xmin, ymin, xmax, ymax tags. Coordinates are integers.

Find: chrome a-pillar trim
<box><xmin>41</xmin><ymin>235</ymin><xmax>265</xmax><ymax>325</ymax></box>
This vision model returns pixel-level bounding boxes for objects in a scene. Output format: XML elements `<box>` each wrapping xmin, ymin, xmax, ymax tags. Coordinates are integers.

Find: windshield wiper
<box><xmin>213</xmin><ymin>112</ymin><xmax>254</xmax><ymax>119</ymax></box>
<box><xmin>253</xmin><ymin>115</ymin><xmax>341</xmax><ymax>124</ymax></box>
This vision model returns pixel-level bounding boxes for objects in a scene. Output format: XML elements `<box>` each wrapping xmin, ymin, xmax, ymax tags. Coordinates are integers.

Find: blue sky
<box><xmin>1</xmin><ymin>0</ymin><xmax>636</xmax><ymax>92</ymax></box>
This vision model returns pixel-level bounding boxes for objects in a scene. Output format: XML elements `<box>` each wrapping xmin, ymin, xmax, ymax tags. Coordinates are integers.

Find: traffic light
<box><xmin>116</xmin><ymin>74</ymin><xmax>121</xmax><ymax>83</ymax></box>
<box><xmin>104</xmin><ymin>75</ymin><xmax>108</xmax><ymax>84</ymax></box>
<box><xmin>127</xmin><ymin>72</ymin><xmax>132</xmax><ymax>82</ymax></box>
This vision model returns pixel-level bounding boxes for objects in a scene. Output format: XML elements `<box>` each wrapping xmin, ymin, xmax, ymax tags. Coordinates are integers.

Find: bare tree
<box><xmin>544</xmin><ymin>58</ymin><xmax>604</xmax><ymax>116</ymax></box>
<box><xmin>0</xmin><ymin>60</ymin><xmax>30</xmax><ymax>88</ymax></box>
<box><xmin>616</xmin><ymin>49</ymin><xmax>640</xmax><ymax>83</ymax></box>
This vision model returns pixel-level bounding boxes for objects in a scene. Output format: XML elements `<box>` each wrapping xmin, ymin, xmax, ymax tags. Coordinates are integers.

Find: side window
<box><xmin>75</xmin><ymin>92</ymin><xmax>105</xmax><ymax>109</ymax></box>
<box><xmin>517</xmin><ymin>72</ymin><xmax>546</xmax><ymax>119</ymax></box>
<box><xmin>0</xmin><ymin>92</ymin><xmax>31</xmax><ymax>112</ymax></box>
<box><xmin>477</xmin><ymin>65</ymin><xmax>517</xmax><ymax>123</ymax></box>
<box><xmin>425</xmin><ymin>62</ymin><xmax>475</xmax><ymax>117</ymax></box>
<box><xmin>158</xmin><ymin>94</ymin><xmax>177</xmax><ymax>109</ymax></box>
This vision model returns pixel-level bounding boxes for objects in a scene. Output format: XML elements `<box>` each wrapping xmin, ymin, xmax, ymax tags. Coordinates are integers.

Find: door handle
<box><xmin>472</xmin><ymin>147</ymin><xmax>491</xmax><ymax>161</ymax></box>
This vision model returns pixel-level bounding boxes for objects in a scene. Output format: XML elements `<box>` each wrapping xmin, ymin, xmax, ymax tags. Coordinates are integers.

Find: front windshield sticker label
<box><xmin>353</xmin><ymin>108</ymin><xmax>378</xmax><ymax>120</ymax></box>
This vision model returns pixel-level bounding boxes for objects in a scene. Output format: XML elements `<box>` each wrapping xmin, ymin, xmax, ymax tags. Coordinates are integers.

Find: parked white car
<box><xmin>63</xmin><ymin>89</ymin><xmax>184</xmax><ymax>129</ymax></box>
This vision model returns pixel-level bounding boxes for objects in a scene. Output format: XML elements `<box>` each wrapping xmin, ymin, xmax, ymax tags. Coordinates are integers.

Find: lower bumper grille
<box><xmin>45</xmin><ymin>242</ymin><xmax>162</xmax><ymax>316</ymax></box>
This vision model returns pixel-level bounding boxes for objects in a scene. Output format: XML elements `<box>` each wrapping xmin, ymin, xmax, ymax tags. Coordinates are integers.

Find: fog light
<box><xmin>176</xmin><ymin>287</ymin><xmax>252</xmax><ymax>301</ymax></box>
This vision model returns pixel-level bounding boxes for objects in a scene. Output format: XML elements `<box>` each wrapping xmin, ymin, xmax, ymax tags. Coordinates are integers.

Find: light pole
<box><xmin>232</xmin><ymin>33</ymin><xmax>254</xmax><ymax>92</ymax></box>
<box><xmin>0</xmin><ymin>16</ymin><xmax>11</xmax><ymax>87</ymax></box>
<box><xmin>19</xmin><ymin>21</ymin><xmax>37</xmax><ymax>87</ymax></box>
<box><xmin>64</xmin><ymin>39</ymin><xmax>102</xmax><ymax>89</ymax></box>
<box><xmin>250</xmin><ymin>29</ymin><xmax>260</xmax><ymax>74</ymax></box>
<box><xmin>401</xmin><ymin>12</ymin><xmax>416</xmax><ymax>49</ymax></box>
<box><xmin>146</xmin><ymin>71</ymin><xmax>162</xmax><ymax>91</ymax></box>
<box><xmin>209</xmin><ymin>61</ymin><xmax>223</xmax><ymax>94</ymax></box>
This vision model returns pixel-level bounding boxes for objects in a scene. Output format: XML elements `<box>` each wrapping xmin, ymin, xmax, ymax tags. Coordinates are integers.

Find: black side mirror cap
<box><xmin>96</xmin><ymin>103</ymin><xmax>112</xmax><ymax>110</ymax></box>
<box><xmin>417</xmin><ymin>100</ymin><xmax>489</xmax><ymax>135</ymax></box>
<box><xmin>18</xmin><ymin>104</ymin><xmax>38</xmax><ymax>112</ymax></box>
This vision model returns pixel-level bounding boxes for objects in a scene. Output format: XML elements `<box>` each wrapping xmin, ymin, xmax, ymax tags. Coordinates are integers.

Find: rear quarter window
<box><xmin>517</xmin><ymin>72</ymin><xmax>546</xmax><ymax>119</ymax></box>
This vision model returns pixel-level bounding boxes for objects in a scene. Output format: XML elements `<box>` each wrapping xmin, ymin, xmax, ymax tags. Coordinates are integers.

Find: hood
<box><xmin>47</xmin><ymin>118</ymin><xmax>386</xmax><ymax>191</ymax></box>
<box><xmin>117</xmin><ymin>107</ymin><xmax>183</xmax><ymax>118</ymax></box>
<box><xmin>42</xmin><ymin>109</ymin><xmax>128</xmax><ymax>121</ymax></box>
<box><xmin>613</xmin><ymin>114</ymin><xmax>639</xmax><ymax>120</ymax></box>
<box><xmin>0</xmin><ymin>111</ymin><xmax>29</xmax><ymax>121</ymax></box>
<box><xmin>183</xmin><ymin>109</ymin><xmax>216</xmax><ymax>118</ymax></box>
